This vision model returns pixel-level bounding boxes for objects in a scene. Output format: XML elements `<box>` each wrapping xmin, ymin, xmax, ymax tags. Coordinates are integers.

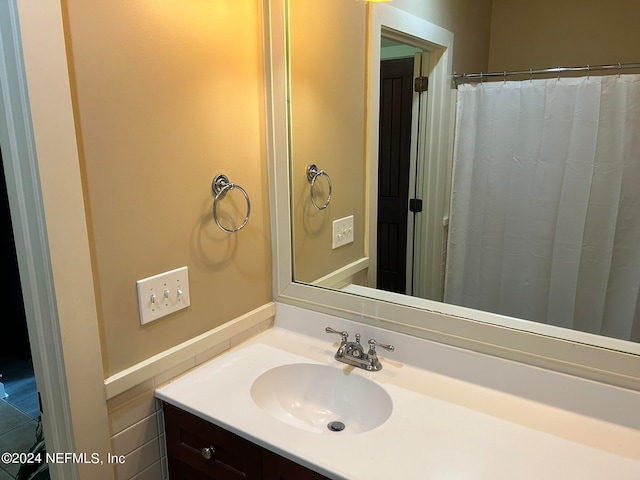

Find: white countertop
<box><xmin>155</xmin><ymin>304</ymin><xmax>640</xmax><ymax>480</ymax></box>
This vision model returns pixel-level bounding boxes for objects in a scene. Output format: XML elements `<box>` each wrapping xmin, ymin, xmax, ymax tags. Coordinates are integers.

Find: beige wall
<box><xmin>388</xmin><ymin>0</ymin><xmax>494</xmax><ymax>73</ymax></box>
<box><xmin>387</xmin><ymin>0</ymin><xmax>640</xmax><ymax>76</ymax></box>
<box><xmin>63</xmin><ymin>0</ymin><xmax>272</xmax><ymax>376</ymax></box>
<box><xmin>289</xmin><ymin>0</ymin><xmax>367</xmax><ymax>283</ymax></box>
<box><xmin>489</xmin><ymin>0</ymin><xmax>640</xmax><ymax>71</ymax></box>
<box><xmin>15</xmin><ymin>2</ymin><xmax>272</xmax><ymax>476</ymax></box>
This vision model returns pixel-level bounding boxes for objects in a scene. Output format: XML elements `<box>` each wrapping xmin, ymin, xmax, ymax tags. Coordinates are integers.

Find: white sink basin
<box><xmin>250</xmin><ymin>363</ymin><xmax>392</xmax><ymax>434</ymax></box>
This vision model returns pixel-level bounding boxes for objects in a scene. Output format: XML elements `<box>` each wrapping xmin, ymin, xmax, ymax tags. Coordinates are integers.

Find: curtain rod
<box><xmin>453</xmin><ymin>62</ymin><xmax>640</xmax><ymax>82</ymax></box>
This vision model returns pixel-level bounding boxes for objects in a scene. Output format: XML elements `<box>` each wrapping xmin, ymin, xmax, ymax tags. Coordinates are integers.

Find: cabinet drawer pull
<box><xmin>201</xmin><ymin>446</ymin><xmax>216</xmax><ymax>460</ymax></box>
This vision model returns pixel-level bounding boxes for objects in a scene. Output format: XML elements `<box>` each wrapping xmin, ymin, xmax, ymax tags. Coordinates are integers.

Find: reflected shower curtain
<box><xmin>445</xmin><ymin>74</ymin><xmax>640</xmax><ymax>342</ymax></box>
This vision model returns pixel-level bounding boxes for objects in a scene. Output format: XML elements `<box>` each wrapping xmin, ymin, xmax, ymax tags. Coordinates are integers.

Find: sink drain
<box><xmin>327</xmin><ymin>421</ymin><xmax>345</xmax><ymax>432</ymax></box>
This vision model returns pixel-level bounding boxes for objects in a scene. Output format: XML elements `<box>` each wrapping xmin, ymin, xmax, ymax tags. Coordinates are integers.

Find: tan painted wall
<box><xmin>289</xmin><ymin>0</ymin><xmax>368</xmax><ymax>283</ymax></box>
<box><xmin>63</xmin><ymin>0</ymin><xmax>272</xmax><ymax>376</ymax></box>
<box><xmin>489</xmin><ymin>0</ymin><xmax>640</xmax><ymax>71</ymax></box>
<box><xmin>386</xmin><ymin>0</ymin><xmax>494</xmax><ymax>73</ymax></box>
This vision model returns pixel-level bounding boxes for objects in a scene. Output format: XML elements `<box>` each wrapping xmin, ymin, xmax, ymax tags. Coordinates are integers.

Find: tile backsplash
<box><xmin>105</xmin><ymin>306</ymin><xmax>274</xmax><ymax>479</ymax></box>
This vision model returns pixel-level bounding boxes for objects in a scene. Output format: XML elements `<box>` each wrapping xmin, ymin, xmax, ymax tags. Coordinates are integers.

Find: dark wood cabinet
<box><xmin>164</xmin><ymin>403</ymin><xmax>262</xmax><ymax>479</ymax></box>
<box><xmin>262</xmin><ymin>449</ymin><xmax>331</xmax><ymax>480</ymax></box>
<box><xmin>163</xmin><ymin>403</ymin><xmax>331</xmax><ymax>480</ymax></box>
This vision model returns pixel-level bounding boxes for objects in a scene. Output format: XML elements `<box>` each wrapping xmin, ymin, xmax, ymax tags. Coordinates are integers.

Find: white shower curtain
<box><xmin>445</xmin><ymin>74</ymin><xmax>640</xmax><ymax>342</ymax></box>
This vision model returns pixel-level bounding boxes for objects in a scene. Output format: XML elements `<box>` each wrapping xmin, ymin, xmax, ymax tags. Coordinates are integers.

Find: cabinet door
<box><xmin>262</xmin><ymin>449</ymin><xmax>331</xmax><ymax>480</ymax></box>
<box><xmin>167</xmin><ymin>458</ymin><xmax>220</xmax><ymax>480</ymax></box>
<box><xmin>164</xmin><ymin>403</ymin><xmax>262</xmax><ymax>480</ymax></box>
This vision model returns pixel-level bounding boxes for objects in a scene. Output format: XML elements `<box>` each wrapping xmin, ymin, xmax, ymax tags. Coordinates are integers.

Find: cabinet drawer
<box><xmin>164</xmin><ymin>403</ymin><xmax>262</xmax><ymax>480</ymax></box>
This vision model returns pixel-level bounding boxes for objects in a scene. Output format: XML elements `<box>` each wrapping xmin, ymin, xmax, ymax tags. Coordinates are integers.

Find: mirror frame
<box><xmin>263</xmin><ymin>0</ymin><xmax>640</xmax><ymax>391</ymax></box>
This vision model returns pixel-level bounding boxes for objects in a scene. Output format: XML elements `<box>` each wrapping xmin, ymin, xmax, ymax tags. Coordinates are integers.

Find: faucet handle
<box><xmin>325</xmin><ymin>327</ymin><xmax>349</xmax><ymax>344</ymax></box>
<box><xmin>368</xmin><ymin>339</ymin><xmax>395</xmax><ymax>352</ymax></box>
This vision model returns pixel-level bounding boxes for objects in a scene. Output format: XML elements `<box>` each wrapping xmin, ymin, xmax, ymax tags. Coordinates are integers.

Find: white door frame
<box><xmin>367</xmin><ymin>4</ymin><xmax>454</xmax><ymax>300</ymax></box>
<box><xmin>0</xmin><ymin>2</ymin><xmax>78</xmax><ymax>479</ymax></box>
<box><xmin>406</xmin><ymin>51</ymin><xmax>430</xmax><ymax>296</ymax></box>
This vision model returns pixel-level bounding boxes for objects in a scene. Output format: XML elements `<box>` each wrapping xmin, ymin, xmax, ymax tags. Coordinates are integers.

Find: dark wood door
<box><xmin>377</xmin><ymin>57</ymin><xmax>415</xmax><ymax>293</ymax></box>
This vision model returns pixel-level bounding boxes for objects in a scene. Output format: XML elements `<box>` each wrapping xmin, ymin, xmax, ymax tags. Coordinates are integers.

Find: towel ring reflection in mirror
<box><xmin>212</xmin><ymin>174</ymin><xmax>251</xmax><ymax>233</ymax></box>
<box><xmin>306</xmin><ymin>164</ymin><xmax>332</xmax><ymax>210</ymax></box>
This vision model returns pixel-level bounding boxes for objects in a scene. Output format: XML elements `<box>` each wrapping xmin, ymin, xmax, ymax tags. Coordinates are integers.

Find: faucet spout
<box><xmin>326</xmin><ymin>327</ymin><xmax>395</xmax><ymax>371</ymax></box>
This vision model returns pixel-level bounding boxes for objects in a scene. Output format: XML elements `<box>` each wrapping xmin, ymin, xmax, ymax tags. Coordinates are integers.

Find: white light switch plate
<box><xmin>136</xmin><ymin>266</ymin><xmax>190</xmax><ymax>325</ymax></box>
<box><xmin>332</xmin><ymin>215</ymin><xmax>354</xmax><ymax>249</ymax></box>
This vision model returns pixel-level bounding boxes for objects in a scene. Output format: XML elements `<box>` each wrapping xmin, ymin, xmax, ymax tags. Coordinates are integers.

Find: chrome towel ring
<box><xmin>306</xmin><ymin>164</ymin><xmax>332</xmax><ymax>210</ymax></box>
<box><xmin>212</xmin><ymin>174</ymin><xmax>251</xmax><ymax>233</ymax></box>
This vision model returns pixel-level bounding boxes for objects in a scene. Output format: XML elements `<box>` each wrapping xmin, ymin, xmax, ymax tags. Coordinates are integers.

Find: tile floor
<box><xmin>0</xmin><ymin>400</ymin><xmax>38</xmax><ymax>479</ymax></box>
<box><xmin>1</xmin><ymin>355</ymin><xmax>40</xmax><ymax>480</ymax></box>
<box><xmin>0</xmin><ymin>356</ymin><xmax>39</xmax><ymax>421</ymax></box>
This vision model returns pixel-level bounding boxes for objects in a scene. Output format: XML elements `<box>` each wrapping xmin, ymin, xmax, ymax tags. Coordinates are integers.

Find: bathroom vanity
<box><xmin>156</xmin><ymin>304</ymin><xmax>640</xmax><ymax>480</ymax></box>
<box><xmin>163</xmin><ymin>403</ymin><xmax>328</xmax><ymax>479</ymax></box>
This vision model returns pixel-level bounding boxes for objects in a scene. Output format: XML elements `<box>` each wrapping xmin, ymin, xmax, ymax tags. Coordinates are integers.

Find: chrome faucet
<box><xmin>325</xmin><ymin>327</ymin><xmax>394</xmax><ymax>371</ymax></box>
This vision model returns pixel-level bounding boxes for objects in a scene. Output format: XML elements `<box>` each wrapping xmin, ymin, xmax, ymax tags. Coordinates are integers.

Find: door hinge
<box><xmin>414</xmin><ymin>76</ymin><xmax>428</xmax><ymax>93</ymax></box>
<box><xmin>409</xmin><ymin>199</ymin><xmax>423</xmax><ymax>213</ymax></box>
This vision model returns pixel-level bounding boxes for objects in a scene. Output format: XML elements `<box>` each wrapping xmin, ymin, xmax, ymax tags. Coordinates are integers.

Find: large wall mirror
<box><xmin>266</xmin><ymin>0</ymin><xmax>640</xmax><ymax>390</ymax></box>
